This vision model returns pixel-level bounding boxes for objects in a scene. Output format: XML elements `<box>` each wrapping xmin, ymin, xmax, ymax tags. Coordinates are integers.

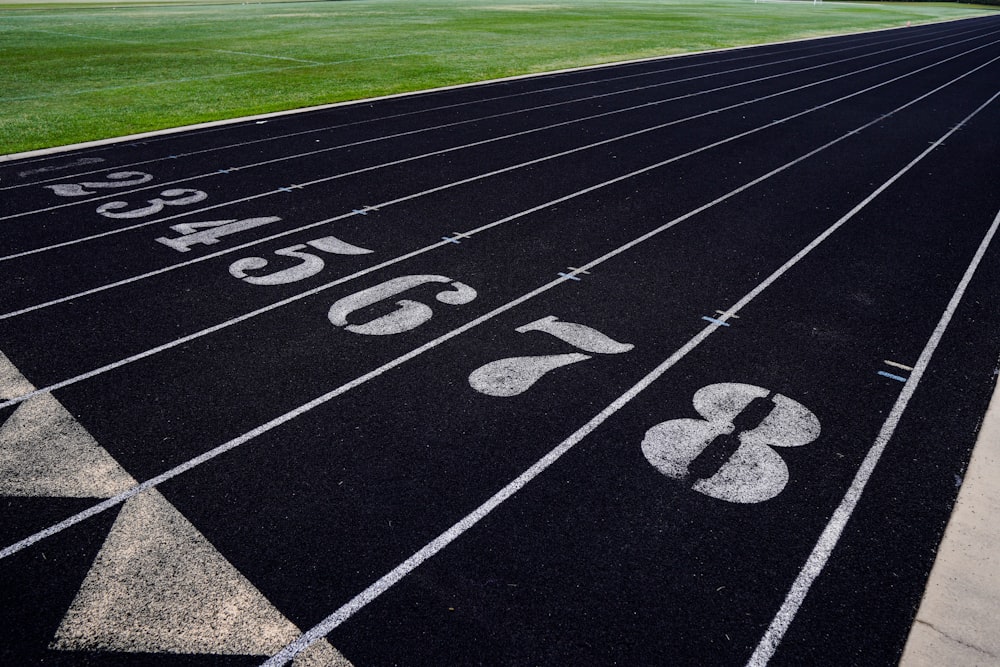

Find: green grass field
<box><xmin>0</xmin><ymin>0</ymin><xmax>996</xmax><ymax>155</ymax></box>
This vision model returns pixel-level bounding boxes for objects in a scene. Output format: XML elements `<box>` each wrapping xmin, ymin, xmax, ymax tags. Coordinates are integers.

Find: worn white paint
<box><xmin>230</xmin><ymin>245</ymin><xmax>327</xmax><ymax>286</ymax></box>
<box><xmin>0</xmin><ymin>351</ymin><xmax>35</xmax><ymax>400</ymax></box>
<box><xmin>516</xmin><ymin>316</ymin><xmax>634</xmax><ymax>354</ymax></box>
<box><xmin>156</xmin><ymin>217</ymin><xmax>282</xmax><ymax>252</ymax></box>
<box><xmin>469</xmin><ymin>353</ymin><xmax>592</xmax><ymax>397</ymax></box>
<box><xmin>0</xmin><ymin>352</ymin><xmax>135</xmax><ymax>498</ymax></box>
<box><xmin>328</xmin><ymin>275</ymin><xmax>477</xmax><ymax>336</ymax></box>
<box><xmin>51</xmin><ymin>488</ymin><xmax>351</xmax><ymax>665</ymax></box>
<box><xmin>96</xmin><ymin>189</ymin><xmax>207</xmax><ymax>219</ymax></box>
<box><xmin>306</xmin><ymin>236</ymin><xmax>374</xmax><ymax>256</ymax></box>
<box><xmin>0</xmin><ymin>351</ymin><xmax>351</xmax><ymax>664</ymax></box>
<box><xmin>0</xmin><ymin>393</ymin><xmax>136</xmax><ymax>498</ymax></box>
<box><xmin>44</xmin><ymin>172</ymin><xmax>153</xmax><ymax>197</ymax></box>
<box><xmin>229</xmin><ymin>236</ymin><xmax>373</xmax><ymax>286</ymax></box>
<box><xmin>641</xmin><ymin>384</ymin><xmax>819</xmax><ymax>503</ymax></box>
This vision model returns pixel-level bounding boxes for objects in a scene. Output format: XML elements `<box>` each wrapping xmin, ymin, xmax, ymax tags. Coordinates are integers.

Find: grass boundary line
<box><xmin>0</xmin><ymin>11</ymin><xmax>992</xmax><ymax>164</ymax></box>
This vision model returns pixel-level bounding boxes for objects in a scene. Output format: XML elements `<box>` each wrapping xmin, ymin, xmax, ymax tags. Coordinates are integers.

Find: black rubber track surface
<box><xmin>2</xmin><ymin>15</ymin><xmax>1000</xmax><ymax>666</ymax></box>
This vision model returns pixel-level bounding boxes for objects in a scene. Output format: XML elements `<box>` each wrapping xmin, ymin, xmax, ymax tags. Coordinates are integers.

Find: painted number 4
<box><xmin>642</xmin><ymin>383</ymin><xmax>820</xmax><ymax>504</ymax></box>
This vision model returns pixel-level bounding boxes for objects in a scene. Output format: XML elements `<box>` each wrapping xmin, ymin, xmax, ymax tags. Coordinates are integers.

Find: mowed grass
<box><xmin>0</xmin><ymin>0</ymin><xmax>996</xmax><ymax>155</ymax></box>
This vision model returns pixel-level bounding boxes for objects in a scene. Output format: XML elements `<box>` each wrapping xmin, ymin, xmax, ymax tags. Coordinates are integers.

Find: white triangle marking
<box><xmin>51</xmin><ymin>489</ymin><xmax>352</xmax><ymax>663</ymax></box>
<box><xmin>0</xmin><ymin>351</ymin><xmax>34</xmax><ymax>400</ymax></box>
<box><xmin>0</xmin><ymin>393</ymin><xmax>136</xmax><ymax>498</ymax></box>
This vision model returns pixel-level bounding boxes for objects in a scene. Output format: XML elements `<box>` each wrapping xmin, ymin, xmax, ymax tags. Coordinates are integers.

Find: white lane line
<box><xmin>3</xmin><ymin>45</ymin><xmax>995</xmax><ymax>410</ymax></box>
<box><xmin>0</xmin><ymin>20</ymin><xmax>944</xmax><ymax>192</ymax></box>
<box><xmin>2</xmin><ymin>23</ymin><xmax>974</xmax><ymax>223</ymax></box>
<box><xmin>261</xmin><ymin>84</ymin><xmax>1000</xmax><ymax>667</ymax></box>
<box><xmin>4</xmin><ymin>31</ymin><xmax>996</xmax><ymax>324</ymax></box>
<box><xmin>2</xmin><ymin>70</ymin><xmax>996</xmax><ymax>575</ymax></box>
<box><xmin>746</xmin><ymin>208</ymin><xmax>1000</xmax><ymax>667</ymax></box>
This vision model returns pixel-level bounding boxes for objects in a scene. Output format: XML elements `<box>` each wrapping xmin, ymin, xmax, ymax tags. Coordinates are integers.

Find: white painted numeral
<box><xmin>469</xmin><ymin>316</ymin><xmax>633</xmax><ymax>396</ymax></box>
<box><xmin>329</xmin><ymin>275</ymin><xmax>476</xmax><ymax>336</ymax></box>
<box><xmin>45</xmin><ymin>171</ymin><xmax>153</xmax><ymax>197</ymax></box>
<box><xmin>228</xmin><ymin>236</ymin><xmax>373</xmax><ymax>285</ymax></box>
<box><xmin>641</xmin><ymin>383</ymin><xmax>820</xmax><ymax>504</ymax></box>
<box><xmin>155</xmin><ymin>217</ymin><xmax>281</xmax><ymax>252</ymax></box>
<box><xmin>97</xmin><ymin>189</ymin><xmax>207</xmax><ymax>219</ymax></box>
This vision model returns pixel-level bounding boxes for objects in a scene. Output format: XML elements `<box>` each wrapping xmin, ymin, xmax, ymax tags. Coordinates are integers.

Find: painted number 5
<box><xmin>642</xmin><ymin>383</ymin><xmax>820</xmax><ymax>503</ymax></box>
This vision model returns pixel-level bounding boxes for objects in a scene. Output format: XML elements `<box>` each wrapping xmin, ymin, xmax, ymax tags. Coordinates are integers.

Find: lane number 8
<box><xmin>641</xmin><ymin>383</ymin><xmax>820</xmax><ymax>504</ymax></box>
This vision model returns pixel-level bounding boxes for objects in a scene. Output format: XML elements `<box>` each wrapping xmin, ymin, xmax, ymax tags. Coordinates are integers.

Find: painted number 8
<box><xmin>641</xmin><ymin>383</ymin><xmax>820</xmax><ymax>504</ymax></box>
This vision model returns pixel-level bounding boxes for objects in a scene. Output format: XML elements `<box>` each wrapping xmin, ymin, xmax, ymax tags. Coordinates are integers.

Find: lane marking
<box><xmin>50</xmin><ymin>487</ymin><xmax>351</xmax><ymax>665</ymax></box>
<box><xmin>5</xmin><ymin>33</ymin><xmax>998</xmax><ymax>322</ymax></box>
<box><xmin>747</xmin><ymin>201</ymin><xmax>1000</xmax><ymax>667</ymax></box>
<box><xmin>4</xmin><ymin>75</ymin><xmax>995</xmax><ymax>588</ymax></box>
<box><xmin>3</xmin><ymin>51</ymin><xmax>997</xmax><ymax>413</ymax></box>
<box><xmin>2</xmin><ymin>13</ymin><xmax>983</xmax><ymax>168</ymax></box>
<box><xmin>0</xmin><ymin>353</ymin><xmax>135</xmax><ymax>498</ymax></box>
<box><xmin>263</xmin><ymin>87</ymin><xmax>1000</xmax><ymax>667</ymax></box>
<box><xmin>0</xmin><ymin>350</ymin><xmax>350</xmax><ymax>663</ymax></box>
<box><xmin>2</xmin><ymin>22</ymin><xmax>988</xmax><ymax>224</ymax></box>
<box><xmin>15</xmin><ymin>157</ymin><xmax>105</xmax><ymax>178</ymax></box>
<box><xmin>877</xmin><ymin>370</ymin><xmax>908</xmax><ymax>382</ymax></box>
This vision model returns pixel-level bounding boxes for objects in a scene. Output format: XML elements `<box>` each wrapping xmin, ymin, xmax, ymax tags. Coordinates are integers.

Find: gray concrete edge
<box><xmin>899</xmin><ymin>372</ymin><xmax>1000</xmax><ymax>665</ymax></box>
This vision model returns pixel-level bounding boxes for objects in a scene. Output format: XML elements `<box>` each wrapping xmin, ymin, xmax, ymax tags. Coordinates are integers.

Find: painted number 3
<box><xmin>642</xmin><ymin>383</ymin><xmax>820</xmax><ymax>504</ymax></box>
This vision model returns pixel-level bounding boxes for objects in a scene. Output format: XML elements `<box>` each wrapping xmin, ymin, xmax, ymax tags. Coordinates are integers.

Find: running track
<box><xmin>2</xmin><ymin>15</ymin><xmax>1000</xmax><ymax>666</ymax></box>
